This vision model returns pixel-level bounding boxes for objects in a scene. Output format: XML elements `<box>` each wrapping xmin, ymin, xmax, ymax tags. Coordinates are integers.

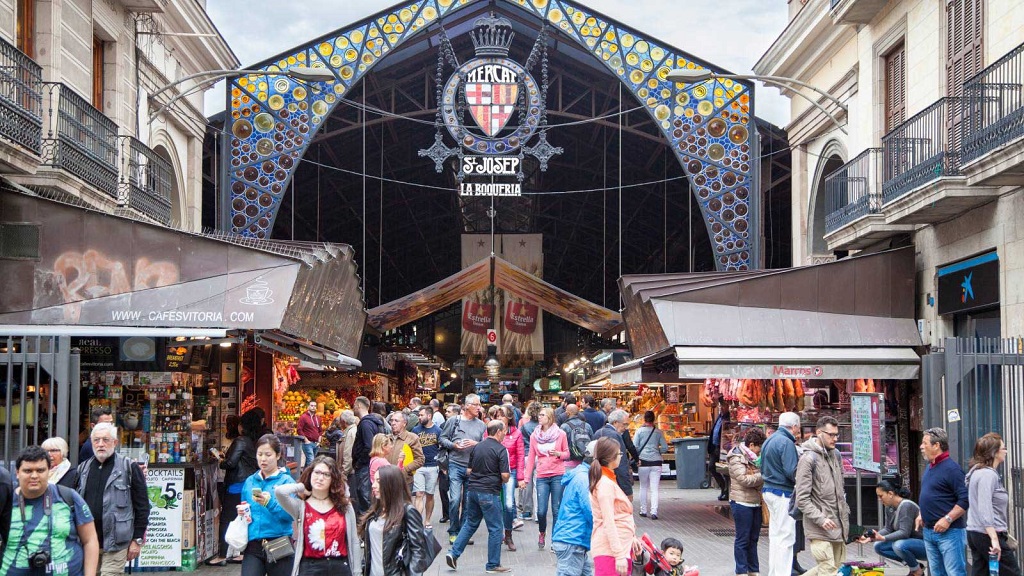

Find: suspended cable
<box><xmin>379</xmin><ymin>125</ymin><xmax>384</xmax><ymax>307</ymax></box>
<box><xmin>361</xmin><ymin>82</ymin><xmax>367</xmax><ymax>299</ymax></box>
<box><xmin>618</xmin><ymin>82</ymin><xmax>622</xmax><ymax>308</ymax></box>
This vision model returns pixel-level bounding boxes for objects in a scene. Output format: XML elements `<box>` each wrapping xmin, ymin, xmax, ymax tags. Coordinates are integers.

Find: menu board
<box><xmin>851</xmin><ymin>393</ymin><xmax>884</xmax><ymax>473</ymax></box>
<box><xmin>139</xmin><ymin>467</ymin><xmax>185</xmax><ymax>568</ymax></box>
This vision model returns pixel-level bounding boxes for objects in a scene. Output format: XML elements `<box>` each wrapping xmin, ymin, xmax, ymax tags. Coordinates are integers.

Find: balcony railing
<box><xmin>0</xmin><ymin>37</ymin><xmax>42</xmax><ymax>154</ymax></box>
<box><xmin>118</xmin><ymin>136</ymin><xmax>172</xmax><ymax>224</ymax></box>
<box><xmin>824</xmin><ymin>148</ymin><xmax>882</xmax><ymax>233</ymax></box>
<box><xmin>881</xmin><ymin>97</ymin><xmax>961</xmax><ymax>204</ymax></box>
<box><xmin>41</xmin><ymin>83</ymin><xmax>118</xmax><ymax>199</ymax></box>
<box><xmin>961</xmin><ymin>41</ymin><xmax>1024</xmax><ymax>164</ymax></box>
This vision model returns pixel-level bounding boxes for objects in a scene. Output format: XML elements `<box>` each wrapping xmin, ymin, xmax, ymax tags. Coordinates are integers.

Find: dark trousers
<box><xmin>299</xmin><ymin>556</ymin><xmax>353</xmax><ymax>576</ymax></box>
<box><xmin>730</xmin><ymin>502</ymin><xmax>762</xmax><ymax>574</ymax></box>
<box><xmin>709</xmin><ymin>445</ymin><xmax>728</xmax><ymax>494</ymax></box>
<box><xmin>241</xmin><ymin>540</ymin><xmax>292</xmax><ymax>576</ymax></box>
<box><xmin>439</xmin><ymin>467</ymin><xmax>451</xmax><ymax>518</ymax></box>
<box><xmin>968</xmin><ymin>530</ymin><xmax>1021</xmax><ymax>576</ymax></box>
<box><xmin>354</xmin><ymin>465</ymin><xmax>372</xmax><ymax>516</ymax></box>
<box><xmin>219</xmin><ymin>488</ymin><xmax>242</xmax><ymax>557</ymax></box>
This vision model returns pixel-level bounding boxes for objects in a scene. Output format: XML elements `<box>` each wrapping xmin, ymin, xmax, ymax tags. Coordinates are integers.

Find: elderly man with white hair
<box><xmin>761</xmin><ymin>411</ymin><xmax>802</xmax><ymax>576</ymax></box>
<box><xmin>592</xmin><ymin>409</ymin><xmax>634</xmax><ymax>496</ymax></box>
<box><xmin>42</xmin><ymin>436</ymin><xmax>78</xmax><ymax>488</ymax></box>
<box><xmin>76</xmin><ymin>422</ymin><xmax>150</xmax><ymax>576</ymax></box>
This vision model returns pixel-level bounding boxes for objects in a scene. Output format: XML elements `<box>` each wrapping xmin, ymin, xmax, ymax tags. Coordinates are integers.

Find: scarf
<box><xmin>532</xmin><ymin>423</ymin><xmax>561</xmax><ymax>445</ymax></box>
<box><xmin>50</xmin><ymin>459</ymin><xmax>71</xmax><ymax>483</ymax></box>
<box><xmin>601</xmin><ymin>466</ymin><xmax>617</xmax><ymax>481</ymax></box>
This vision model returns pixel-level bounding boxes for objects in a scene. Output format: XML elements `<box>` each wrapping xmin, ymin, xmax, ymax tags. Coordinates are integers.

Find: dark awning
<box><xmin>616</xmin><ymin>247</ymin><xmax>923</xmax><ymax>381</ymax></box>
<box><xmin>0</xmin><ymin>184</ymin><xmax>366</xmax><ymax>358</ymax></box>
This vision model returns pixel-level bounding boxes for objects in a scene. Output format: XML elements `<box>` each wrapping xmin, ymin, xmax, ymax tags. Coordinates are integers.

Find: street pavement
<box><xmin>191</xmin><ymin>482</ymin><xmax>910</xmax><ymax>576</ymax></box>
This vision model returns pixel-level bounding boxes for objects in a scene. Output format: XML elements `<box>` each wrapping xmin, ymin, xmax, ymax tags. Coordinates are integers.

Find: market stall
<box><xmin>616</xmin><ymin>248</ymin><xmax>923</xmax><ymax>522</ymax></box>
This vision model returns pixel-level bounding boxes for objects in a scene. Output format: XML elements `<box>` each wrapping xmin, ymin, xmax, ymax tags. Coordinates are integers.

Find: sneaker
<box><xmin>512</xmin><ymin>518</ymin><xmax>524</xmax><ymax>530</ymax></box>
<box><xmin>486</xmin><ymin>567</ymin><xmax>512</xmax><ymax>573</ymax></box>
<box><xmin>538</xmin><ymin>533</ymin><xmax>545</xmax><ymax>549</ymax></box>
<box><xmin>468</xmin><ymin>539</ymin><xmax>475</xmax><ymax>545</ymax></box>
<box><xmin>446</xmin><ymin>554</ymin><xmax>458</xmax><ymax>570</ymax></box>
<box><xmin>440</xmin><ymin>517</ymin><xmax>450</xmax><ymax>524</ymax></box>
<box><xmin>449</xmin><ymin>535</ymin><xmax>457</xmax><ymax>545</ymax></box>
<box><xmin>651</xmin><ymin>514</ymin><xmax>658</xmax><ymax>520</ymax></box>
<box><xmin>639</xmin><ymin>512</ymin><xmax>647</xmax><ymax>517</ymax></box>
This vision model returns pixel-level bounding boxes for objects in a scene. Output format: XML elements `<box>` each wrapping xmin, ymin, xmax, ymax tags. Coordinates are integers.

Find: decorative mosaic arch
<box><xmin>224</xmin><ymin>0</ymin><xmax>759</xmax><ymax>271</ymax></box>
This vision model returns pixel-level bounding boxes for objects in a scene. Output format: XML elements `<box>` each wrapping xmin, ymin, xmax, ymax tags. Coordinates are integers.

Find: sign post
<box><xmin>851</xmin><ymin>392</ymin><xmax>885</xmax><ymax>531</ymax></box>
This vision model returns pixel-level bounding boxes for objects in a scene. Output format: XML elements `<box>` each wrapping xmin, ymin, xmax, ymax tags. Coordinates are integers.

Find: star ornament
<box><xmin>418</xmin><ymin>132</ymin><xmax>458</xmax><ymax>173</ymax></box>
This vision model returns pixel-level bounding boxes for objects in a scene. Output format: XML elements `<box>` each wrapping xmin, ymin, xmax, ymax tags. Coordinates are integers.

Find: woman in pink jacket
<box><xmin>520</xmin><ymin>406</ymin><xmax>569</xmax><ymax>549</ymax></box>
<box><xmin>590</xmin><ymin>436</ymin><xmax>638</xmax><ymax>576</ymax></box>
<box><xmin>488</xmin><ymin>405</ymin><xmax>525</xmax><ymax>551</ymax></box>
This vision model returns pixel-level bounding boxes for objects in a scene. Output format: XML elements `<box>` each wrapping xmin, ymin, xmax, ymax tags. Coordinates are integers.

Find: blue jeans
<box><xmin>924</xmin><ymin>527</ymin><xmax>967</xmax><ymax>576</ymax></box>
<box><xmin>450</xmin><ymin>492</ymin><xmax>504</xmax><ymax>570</ymax></box>
<box><xmin>552</xmin><ymin>542</ymin><xmax>594</xmax><ymax>576</ymax></box>
<box><xmin>302</xmin><ymin>442</ymin><xmax>318</xmax><ymax>468</ymax></box>
<box><xmin>503</xmin><ymin>470</ymin><xmax>517</xmax><ymax>529</ymax></box>
<box><xmin>535</xmin><ymin>474</ymin><xmax>564</xmax><ymax>535</ymax></box>
<box><xmin>730</xmin><ymin>502</ymin><xmax>761</xmax><ymax>574</ymax></box>
<box><xmin>447</xmin><ymin>462</ymin><xmax>468</xmax><ymax>537</ymax></box>
<box><xmin>875</xmin><ymin>538</ymin><xmax>927</xmax><ymax>570</ymax></box>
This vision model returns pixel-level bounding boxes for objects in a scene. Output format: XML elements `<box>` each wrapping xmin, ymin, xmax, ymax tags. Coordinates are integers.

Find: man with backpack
<box><xmin>559</xmin><ymin>404</ymin><xmax>593</xmax><ymax>470</ymax></box>
<box><xmin>3</xmin><ymin>446</ymin><xmax>99</xmax><ymax>576</ymax></box>
<box><xmin>794</xmin><ymin>416</ymin><xmax>850</xmax><ymax>576</ymax></box>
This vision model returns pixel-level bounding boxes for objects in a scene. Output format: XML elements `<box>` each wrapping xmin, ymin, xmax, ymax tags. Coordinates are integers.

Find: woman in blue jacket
<box><xmin>242</xmin><ymin>434</ymin><xmax>298</xmax><ymax>576</ymax></box>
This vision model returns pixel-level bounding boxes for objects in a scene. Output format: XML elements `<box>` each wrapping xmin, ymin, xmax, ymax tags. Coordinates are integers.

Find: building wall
<box><xmin>2</xmin><ymin>0</ymin><xmax>236</xmax><ymax>231</ymax></box>
<box><xmin>758</xmin><ymin>0</ymin><xmax>1024</xmax><ymax>343</ymax></box>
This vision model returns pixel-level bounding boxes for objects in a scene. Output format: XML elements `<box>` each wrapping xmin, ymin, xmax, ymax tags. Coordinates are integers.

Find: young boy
<box><xmin>643</xmin><ymin>537</ymin><xmax>695</xmax><ymax>576</ymax></box>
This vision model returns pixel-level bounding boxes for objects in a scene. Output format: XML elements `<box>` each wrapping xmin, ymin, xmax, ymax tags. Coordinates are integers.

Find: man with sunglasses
<box><xmin>2</xmin><ymin>446</ymin><xmax>99</xmax><ymax>576</ymax></box>
<box><xmin>794</xmin><ymin>416</ymin><xmax>850</xmax><ymax>576</ymax></box>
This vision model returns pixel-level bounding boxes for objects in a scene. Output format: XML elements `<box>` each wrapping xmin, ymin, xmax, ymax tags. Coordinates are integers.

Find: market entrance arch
<box><xmin>222</xmin><ymin>0</ymin><xmax>760</xmax><ymax>272</ymax></box>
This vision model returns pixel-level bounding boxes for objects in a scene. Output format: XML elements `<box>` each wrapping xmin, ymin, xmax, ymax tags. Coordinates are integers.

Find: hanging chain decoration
<box><xmin>418</xmin><ymin>13</ymin><xmax>561</xmax><ymax>196</ymax></box>
<box><xmin>418</xmin><ymin>27</ymin><xmax>459</xmax><ymax>173</ymax></box>
<box><xmin>524</xmin><ymin>25</ymin><xmax>562</xmax><ymax>172</ymax></box>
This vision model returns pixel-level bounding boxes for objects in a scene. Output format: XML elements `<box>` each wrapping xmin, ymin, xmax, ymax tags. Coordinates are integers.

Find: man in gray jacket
<box><xmin>761</xmin><ymin>412</ymin><xmax>801</xmax><ymax>576</ymax></box>
<box><xmin>794</xmin><ymin>416</ymin><xmax>850</xmax><ymax>576</ymax></box>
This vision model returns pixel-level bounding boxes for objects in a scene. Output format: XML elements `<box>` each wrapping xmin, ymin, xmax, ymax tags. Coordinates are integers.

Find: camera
<box><xmin>28</xmin><ymin>550</ymin><xmax>50</xmax><ymax>569</ymax></box>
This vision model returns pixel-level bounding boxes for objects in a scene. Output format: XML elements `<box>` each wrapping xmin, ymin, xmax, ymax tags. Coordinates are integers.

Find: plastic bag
<box><xmin>225</xmin><ymin>516</ymin><xmax>249</xmax><ymax>551</ymax></box>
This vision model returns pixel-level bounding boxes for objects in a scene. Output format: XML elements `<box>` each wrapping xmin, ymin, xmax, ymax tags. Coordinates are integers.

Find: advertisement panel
<box><xmin>460</xmin><ymin>235</ymin><xmax>495</xmax><ymax>356</ymax></box>
<box><xmin>139</xmin><ymin>467</ymin><xmax>185</xmax><ymax>568</ymax></box>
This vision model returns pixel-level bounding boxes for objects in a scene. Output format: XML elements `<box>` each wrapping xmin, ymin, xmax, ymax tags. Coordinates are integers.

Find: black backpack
<box><xmin>565</xmin><ymin>419</ymin><xmax>591</xmax><ymax>462</ymax></box>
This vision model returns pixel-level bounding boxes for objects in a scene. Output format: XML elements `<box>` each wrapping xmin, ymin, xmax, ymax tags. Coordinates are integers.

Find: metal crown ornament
<box><xmin>470</xmin><ymin>13</ymin><xmax>514</xmax><ymax>58</ymax></box>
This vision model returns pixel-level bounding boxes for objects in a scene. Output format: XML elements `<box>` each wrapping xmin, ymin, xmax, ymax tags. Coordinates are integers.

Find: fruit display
<box><xmin>278</xmin><ymin>390</ymin><xmax>311</xmax><ymax>422</ymax></box>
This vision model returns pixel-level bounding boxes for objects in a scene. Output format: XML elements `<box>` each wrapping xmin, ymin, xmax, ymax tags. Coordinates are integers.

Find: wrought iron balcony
<box><xmin>960</xmin><ymin>41</ymin><xmax>1024</xmax><ymax>183</ymax></box>
<box><xmin>118</xmin><ymin>136</ymin><xmax>172</xmax><ymax>224</ymax></box>
<box><xmin>0</xmin><ymin>37</ymin><xmax>42</xmax><ymax>155</ymax></box>
<box><xmin>881</xmin><ymin>97</ymin><xmax>961</xmax><ymax>205</ymax></box>
<box><xmin>40</xmin><ymin>83</ymin><xmax>118</xmax><ymax>199</ymax></box>
<box><xmin>824</xmin><ymin>148</ymin><xmax>882</xmax><ymax>233</ymax></box>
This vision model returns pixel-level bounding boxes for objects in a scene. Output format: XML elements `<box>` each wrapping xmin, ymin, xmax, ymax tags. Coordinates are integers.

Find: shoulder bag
<box><xmin>396</xmin><ymin>504</ymin><xmax>442</xmax><ymax>574</ymax></box>
<box><xmin>435</xmin><ymin>416</ymin><xmax>460</xmax><ymax>472</ymax></box>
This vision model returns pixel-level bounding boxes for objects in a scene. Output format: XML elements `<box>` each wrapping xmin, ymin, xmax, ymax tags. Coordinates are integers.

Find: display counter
<box><xmin>134</xmin><ymin>460</ymin><xmax>221</xmax><ymax>571</ymax></box>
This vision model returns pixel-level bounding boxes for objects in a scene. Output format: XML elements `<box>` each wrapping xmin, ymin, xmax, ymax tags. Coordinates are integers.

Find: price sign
<box><xmin>851</xmin><ymin>393</ymin><xmax>884</xmax><ymax>473</ymax></box>
<box><xmin>138</xmin><ymin>467</ymin><xmax>185</xmax><ymax>568</ymax></box>
<box><xmin>486</xmin><ymin>329</ymin><xmax>497</xmax><ymax>345</ymax></box>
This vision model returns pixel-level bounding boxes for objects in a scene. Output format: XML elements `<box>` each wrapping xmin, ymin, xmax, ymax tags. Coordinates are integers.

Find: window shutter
<box><xmin>885</xmin><ymin>43</ymin><xmax>906</xmax><ymax>133</ymax></box>
<box><xmin>946</xmin><ymin>0</ymin><xmax>984</xmax><ymax>97</ymax></box>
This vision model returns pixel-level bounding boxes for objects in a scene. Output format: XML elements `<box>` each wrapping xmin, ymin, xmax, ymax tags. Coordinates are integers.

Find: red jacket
<box><xmin>297</xmin><ymin>410</ymin><xmax>322</xmax><ymax>443</ymax></box>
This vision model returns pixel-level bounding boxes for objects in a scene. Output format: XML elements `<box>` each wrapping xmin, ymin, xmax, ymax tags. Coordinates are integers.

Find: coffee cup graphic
<box><xmin>240</xmin><ymin>280</ymin><xmax>274</xmax><ymax>305</ymax></box>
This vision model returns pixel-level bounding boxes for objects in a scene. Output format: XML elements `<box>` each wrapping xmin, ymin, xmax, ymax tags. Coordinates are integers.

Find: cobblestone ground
<box><xmin>192</xmin><ymin>482</ymin><xmax>910</xmax><ymax>576</ymax></box>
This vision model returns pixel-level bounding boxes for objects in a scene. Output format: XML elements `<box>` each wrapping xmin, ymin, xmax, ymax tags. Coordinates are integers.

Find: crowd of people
<box><xmin>0</xmin><ymin>394</ymin><xmax>1016</xmax><ymax>576</ymax></box>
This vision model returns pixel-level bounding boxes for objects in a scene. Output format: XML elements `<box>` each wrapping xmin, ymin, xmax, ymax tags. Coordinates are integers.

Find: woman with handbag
<box><xmin>966</xmin><ymin>432</ymin><xmax>1021</xmax><ymax>576</ymax></box>
<box><xmin>241</xmin><ymin>434</ymin><xmax>298</xmax><ymax>576</ymax></box>
<box><xmin>589</xmin><ymin>437</ymin><xmax>640</xmax><ymax>576</ymax></box>
<box><xmin>727</xmin><ymin>427</ymin><xmax>765</xmax><ymax>576</ymax></box>
<box><xmin>275</xmin><ymin>455</ymin><xmax>361</xmax><ymax>576</ymax></box>
<box><xmin>633</xmin><ymin>411</ymin><xmax>668</xmax><ymax>519</ymax></box>
<box><xmin>211</xmin><ymin>412</ymin><xmax>261</xmax><ymax>566</ymax></box>
<box><xmin>359</xmin><ymin>464</ymin><xmax>437</xmax><ymax>576</ymax></box>
<box><xmin>521</xmin><ymin>406</ymin><xmax>570</xmax><ymax>549</ymax></box>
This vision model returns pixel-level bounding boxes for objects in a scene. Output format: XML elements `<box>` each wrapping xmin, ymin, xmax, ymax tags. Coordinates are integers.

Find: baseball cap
<box><xmin>585</xmin><ymin>440</ymin><xmax>599</xmax><ymax>458</ymax></box>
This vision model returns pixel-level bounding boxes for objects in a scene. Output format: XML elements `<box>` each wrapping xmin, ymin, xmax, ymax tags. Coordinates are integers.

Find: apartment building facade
<box><xmin>756</xmin><ymin>0</ymin><xmax>1024</xmax><ymax>345</ymax></box>
<box><xmin>0</xmin><ymin>0</ymin><xmax>236</xmax><ymax>229</ymax></box>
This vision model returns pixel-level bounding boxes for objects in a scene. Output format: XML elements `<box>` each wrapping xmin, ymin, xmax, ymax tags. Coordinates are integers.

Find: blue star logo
<box><xmin>961</xmin><ymin>272</ymin><xmax>974</xmax><ymax>303</ymax></box>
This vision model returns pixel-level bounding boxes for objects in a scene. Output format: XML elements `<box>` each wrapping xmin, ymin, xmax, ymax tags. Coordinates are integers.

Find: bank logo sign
<box><xmin>420</xmin><ymin>12</ymin><xmax>561</xmax><ymax>197</ymax></box>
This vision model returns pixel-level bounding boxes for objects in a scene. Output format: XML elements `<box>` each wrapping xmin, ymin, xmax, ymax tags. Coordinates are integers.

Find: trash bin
<box><xmin>671</xmin><ymin>436</ymin><xmax>709</xmax><ymax>489</ymax></box>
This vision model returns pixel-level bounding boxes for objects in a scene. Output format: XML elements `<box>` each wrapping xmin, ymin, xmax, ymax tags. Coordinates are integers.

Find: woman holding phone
<box><xmin>241</xmin><ymin>434</ymin><xmax>298</xmax><ymax>576</ymax></box>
